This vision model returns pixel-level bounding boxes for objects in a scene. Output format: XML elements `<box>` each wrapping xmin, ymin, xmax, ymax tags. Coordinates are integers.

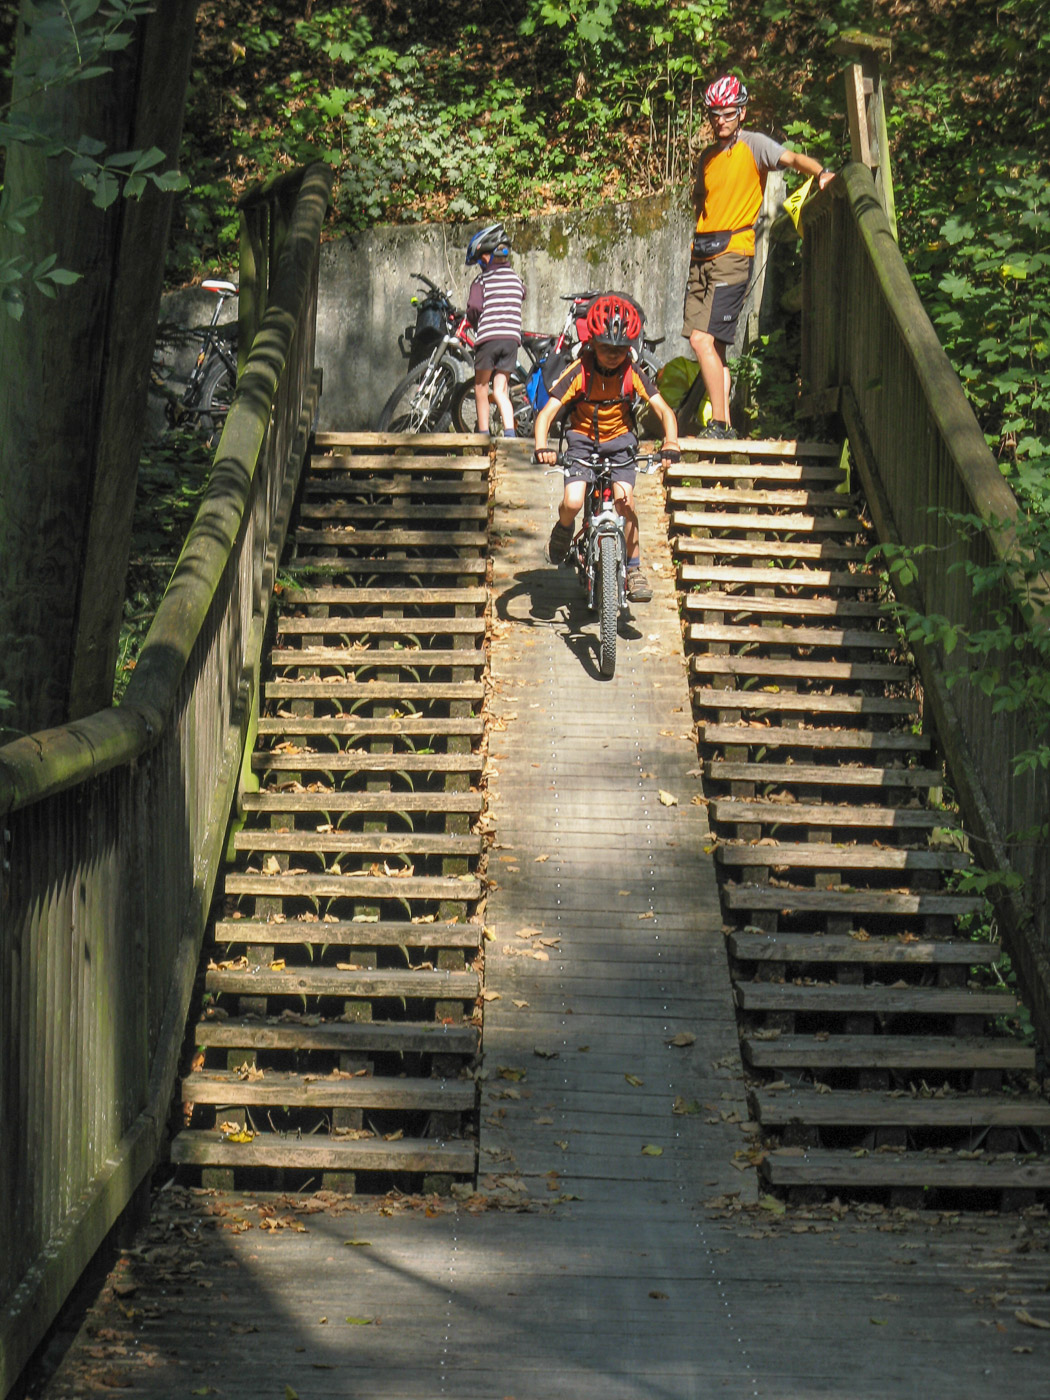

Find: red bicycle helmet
<box><xmin>585</xmin><ymin>293</ymin><xmax>642</xmax><ymax>348</ymax></box>
<box><xmin>704</xmin><ymin>75</ymin><xmax>748</xmax><ymax>110</ymax></box>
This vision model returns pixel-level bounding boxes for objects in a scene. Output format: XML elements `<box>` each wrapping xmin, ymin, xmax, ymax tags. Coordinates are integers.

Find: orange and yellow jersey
<box><xmin>695</xmin><ymin>130</ymin><xmax>785</xmax><ymax>257</ymax></box>
<box><xmin>548</xmin><ymin>353</ymin><xmax>659</xmax><ymax>446</ymax></box>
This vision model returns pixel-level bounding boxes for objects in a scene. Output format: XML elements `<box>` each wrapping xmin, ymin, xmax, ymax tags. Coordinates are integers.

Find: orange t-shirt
<box><xmin>695</xmin><ymin>130</ymin><xmax>785</xmax><ymax>258</ymax></box>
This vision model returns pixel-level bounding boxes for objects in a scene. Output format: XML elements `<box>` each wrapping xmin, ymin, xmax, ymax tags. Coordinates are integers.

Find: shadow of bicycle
<box><xmin>494</xmin><ymin>563</ymin><xmax>643</xmax><ymax>681</ymax></box>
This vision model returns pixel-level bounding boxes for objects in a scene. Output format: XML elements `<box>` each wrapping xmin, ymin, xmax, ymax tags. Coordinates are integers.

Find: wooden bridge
<box><xmin>3</xmin><ymin>164</ymin><xmax>1050</xmax><ymax>1396</ymax></box>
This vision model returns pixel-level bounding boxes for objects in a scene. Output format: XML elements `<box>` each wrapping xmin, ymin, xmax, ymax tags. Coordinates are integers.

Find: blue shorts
<box><xmin>563</xmin><ymin>431</ymin><xmax>638</xmax><ymax>486</ymax></box>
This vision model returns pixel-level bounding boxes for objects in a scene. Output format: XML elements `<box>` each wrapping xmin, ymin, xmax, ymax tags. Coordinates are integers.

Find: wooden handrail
<box><xmin>0</xmin><ymin>163</ymin><xmax>332</xmax><ymax>1397</ymax></box>
<box><xmin>802</xmin><ymin>161</ymin><xmax>1050</xmax><ymax>1043</ymax></box>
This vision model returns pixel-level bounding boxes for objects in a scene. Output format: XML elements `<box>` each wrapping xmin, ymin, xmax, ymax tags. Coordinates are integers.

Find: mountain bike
<box><xmin>543</xmin><ymin>449</ymin><xmax>659</xmax><ymax>679</ymax></box>
<box><xmin>152</xmin><ymin>279</ymin><xmax>239</xmax><ymax>447</ymax></box>
<box><xmin>376</xmin><ymin>273</ymin><xmax>474</xmax><ymax>432</ymax></box>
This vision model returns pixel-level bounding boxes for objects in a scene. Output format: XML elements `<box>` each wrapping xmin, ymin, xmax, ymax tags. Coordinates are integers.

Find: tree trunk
<box><xmin>0</xmin><ymin>4</ymin><xmax>198</xmax><ymax>732</ymax></box>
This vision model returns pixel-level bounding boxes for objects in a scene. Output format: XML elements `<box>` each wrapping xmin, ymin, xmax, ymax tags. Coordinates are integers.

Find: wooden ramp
<box><xmin>668</xmin><ymin>439</ymin><xmax>1050</xmax><ymax>1204</ymax></box>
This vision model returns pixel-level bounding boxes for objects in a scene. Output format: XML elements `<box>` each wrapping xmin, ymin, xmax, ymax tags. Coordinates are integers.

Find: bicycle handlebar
<box><xmin>534</xmin><ymin>451</ymin><xmax>664</xmax><ymax>474</ymax></box>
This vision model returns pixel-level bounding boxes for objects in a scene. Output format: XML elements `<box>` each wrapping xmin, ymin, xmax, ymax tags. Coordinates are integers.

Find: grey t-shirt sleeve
<box><xmin>741</xmin><ymin>129</ymin><xmax>786</xmax><ymax>172</ymax></box>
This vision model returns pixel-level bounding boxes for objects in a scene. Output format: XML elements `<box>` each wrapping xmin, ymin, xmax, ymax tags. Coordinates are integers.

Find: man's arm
<box><xmin>778</xmin><ymin>147</ymin><xmax>834</xmax><ymax>190</ymax></box>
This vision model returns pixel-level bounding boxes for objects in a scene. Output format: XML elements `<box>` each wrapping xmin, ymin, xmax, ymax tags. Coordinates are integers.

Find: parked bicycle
<box><xmin>151</xmin><ymin>279</ymin><xmax>239</xmax><ymax>448</ymax></box>
<box><xmin>376</xmin><ymin>273</ymin><xmax>474</xmax><ymax>431</ymax></box>
<box><xmin>542</xmin><ymin>449</ymin><xmax>660</xmax><ymax>678</ymax></box>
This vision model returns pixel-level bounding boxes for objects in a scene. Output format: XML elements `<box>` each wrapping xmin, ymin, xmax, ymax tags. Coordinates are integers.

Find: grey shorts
<box><xmin>682</xmin><ymin>252</ymin><xmax>751</xmax><ymax>342</ymax></box>
<box><xmin>474</xmin><ymin>337</ymin><xmax>519</xmax><ymax>374</ymax></box>
<box><xmin>563</xmin><ymin>431</ymin><xmax>637</xmax><ymax>487</ymax></box>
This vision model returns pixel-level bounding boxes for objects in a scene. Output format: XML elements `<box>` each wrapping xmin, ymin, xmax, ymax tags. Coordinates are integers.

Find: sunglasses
<box><xmin>710</xmin><ymin>107</ymin><xmax>742</xmax><ymax>121</ymax></box>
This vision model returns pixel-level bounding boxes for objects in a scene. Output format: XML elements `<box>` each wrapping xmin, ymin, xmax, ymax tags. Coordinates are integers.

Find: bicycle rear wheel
<box><xmin>597</xmin><ymin>534</ymin><xmax>619</xmax><ymax>678</ymax></box>
<box><xmin>451</xmin><ymin>376</ymin><xmax>534</xmax><ymax>437</ymax></box>
<box><xmin>377</xmin><ymin>360</ymin><xmax>458</xmax><ymax>432</ymax></box>
<box><xmin>199</xmin><ymin>356</ymin><xmax>235</xmax><ymax>449</ymax></box>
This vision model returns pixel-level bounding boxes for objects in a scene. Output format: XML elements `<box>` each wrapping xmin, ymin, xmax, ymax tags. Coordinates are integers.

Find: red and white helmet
<box><xmin>585</xmin><ymin>293</ymin><xmax>642</xmax><ymax>348</ymax></box>
<box><xmin>704</xmin><ymin>75</ymin><xmax>748</xmax><ymax>111</ymax></box>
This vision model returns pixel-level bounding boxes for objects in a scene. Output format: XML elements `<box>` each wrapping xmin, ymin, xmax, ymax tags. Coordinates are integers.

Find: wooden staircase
<box><xmin>170</xmin><ymin>433</ymin><xmax>490</xmax><ymax>1190</ymax></box>
<box><xmin>667</xmin><ymin>438</ymin><xmax>1050</xmax><ymax>1206</ymax></box>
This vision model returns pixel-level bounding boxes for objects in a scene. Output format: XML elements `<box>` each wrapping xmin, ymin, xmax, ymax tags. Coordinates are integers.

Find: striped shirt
<box><xmin>466</xmin><ymin>263</ymin><xmax>526</xmax><ymax>345</ymax></box>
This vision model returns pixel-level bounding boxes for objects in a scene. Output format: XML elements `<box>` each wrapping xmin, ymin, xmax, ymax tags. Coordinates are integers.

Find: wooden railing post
<box><xmin>833</xmin><ymin>31</ymin><xmax>897</xmax><ymax>242</ymax></box>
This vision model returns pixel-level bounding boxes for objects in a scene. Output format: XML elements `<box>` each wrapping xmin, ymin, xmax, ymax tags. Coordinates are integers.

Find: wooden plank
<box><xmin>693</xmin><ymin>657</ymin><xmax>901</xmax><ymax>681</ymax></box>
<box><xmin>230</xmin><ymin>832</ymin><xmax>483</xmax><ymax>856</ymax></box>
<box><xmin>181</xmin><ymin>1071</ymin><xmax>476</xmax><ymax>1111</ymax></box>
<box><xmin>672</xmin><ymin>511</ymin><xmax>865</xmax><ymax>534</ymax></box>
<box><xmin>728</xmin><ymin>933</ymin><xmax>999</xmax><ymax>964</ymax></box>
<box><xmin>762</xmin><ymin>1149</ymin><xmax>1050</xmax><ymax>1190</ymax></box>
<box><xmin>294</xmin><ymin>528</ymin><xmax>487</xmax><ymax>546</ymax></box>
<box><xmin>169</xmin><ymin>1130</ymin><xmax>476</xmax><ymax>1172</ymax></box>
<box><xmin>281</xmin><ymin>587</ymin><xmax>487</xmax><ymax>605</ymax></box>
<box><xmin>298</xmin><ymin>501</ymin><xmax>489</xmax><ymax>521</ymax></box>
<box><xmin>689</xmin><ymin>624</ymin><xmax>893</xmax><ymax>649</ymax></box>
<box><xmin>312</xmin><ymin>431</ymin><xmax>488</xmax><ymax>453</ymax></box>
<box><xmin>264</xmin><ymin>680</ymin><xmax>484</xmax><ymax>700</ymax></box>
<box><xmin>684</xmin><ymin>592</ymin><xmax>882</xmax><ymax>618</ymax></box>
<box><xmin>742</xmin><ymin>1033</ymin><xmax>1034</xmax><ymax>1070</ymax></box>
<box><xmin>277</xmin><ymin>617</ymin><xmax>486</xmax><ymax>634</ymax></box>
<box><xmin>258</xmin><ymin>717</ymin><xmax>485</xmax><ymax>737</ymax></box>
<box><xmin>693</xmin><ymin>689</ymin><xmax>918</xmax><ymax>717</ymax></box>
<box><xmin>303</xmin><ymin>475</ymin><xmax>489</xmax><ymax>496</ymax></box>
<box><xmin>223</xmin><ymin>874</ymin><xmax>482</xmax><ymax>900</ymax></box>
<box><xmin>241</xmin><ymin>792</ymin><xmax>483</xmax><ymax>814</ymax></box>
<box><xmin>666</xmin><ymin>461</ymin><xmax>846</xmax><ymax>482</ymax></box>
<box><xmin>725</xmin><ymin>885</ymin><xmax>982</xmax><ymax>915</ymax></box>
<box><xmin>251</xmin><ymin>752</ymin><xmax>483</xmax><ymax>773</ymax></box>
<box><xmin>193</xmin><ymin>1017</ymin><xmax>478</xmax><ymax>1054</ymax></box>
<box><xmin>734</xmin><ymin>983</ymin><xmax>1013</xmax><ymax>1015</ymax></box>
<box><xmin>213</xmin><ymin>917</ymin><xmax>480</xmax><ymax>946</ymax></box>
<box><xmin>753</xmin><ymin>1089</ymin><xmax>1050</xmax><ymax>1128</ymax></box>
<box><xmin>676</xmin><ymin>537</ymin><xmax>868</xmax><ymax>562</ymax></box>
<box><xmin>717</xmin><ymin>844</ymin><xmax>968</xmax><ymax>871</ymax></box>
<box><xmin>673</xmin><ymin>487</ymin><xmax>857</xmax><ymax>509</ymax></box>
<box><xmin>680</xmin><ymin>564</ymin><xmax>878</xmax><ymax>588</ymax></box>
<box><xmin>204</xmin><ymin>966</ymin><xmax>479</xmax><ymax>998</ymax></box>
<box><xmin>699</xmin><ymin>724</ymin><xmax>928</xmax><ymax>751</ymax></box>
<box><xmin>709</xmin><ymin>761</ymin><xmax>942</xmax><ymax>787</ymax></box>
<box><xmin>711</xmin><ymin>799</ymin><xmax>943</xmax><ymax>828</ymax></box>
<box><xmin>269</xmin><ymin>647</ymin><xmax>486</xmax><ymax>670</ymax></box>
<box><xmin>673</xmin><ymin>437</ymin><xmax>843</xmax><ymax>458</ymax></box>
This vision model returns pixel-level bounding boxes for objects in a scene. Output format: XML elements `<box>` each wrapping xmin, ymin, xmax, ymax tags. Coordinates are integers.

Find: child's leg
<box><xmin>492</xmin><ymin>371</ymin><xmax>515</xmax><ymax>435</ymax></box>
<box><xmin>473</xmin><ymin>368</ymin><xmax>492</xmax><ymax>433</ymax></box>
<box><xmin>613</xmin><ymin>481</ymin><xmax>639</xmax><ymax>559</ymax></box>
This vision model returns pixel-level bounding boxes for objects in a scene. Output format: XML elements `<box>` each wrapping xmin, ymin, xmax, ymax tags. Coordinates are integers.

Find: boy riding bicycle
<box><xmin>533</xmin><ymin>292</ymin><xmax>680</xmax><ymax>603</ymax></box>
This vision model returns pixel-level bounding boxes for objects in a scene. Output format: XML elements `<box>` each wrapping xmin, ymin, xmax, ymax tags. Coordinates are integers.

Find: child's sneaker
<box><xmin>626</xmin><ymin>567</ymin><xmax>653</xmax><ymax>602</ymax></box>
<box><xmin>545</xmin><ymin>521</ymin><xmax>572</xmax><ymax>565</ymax></box>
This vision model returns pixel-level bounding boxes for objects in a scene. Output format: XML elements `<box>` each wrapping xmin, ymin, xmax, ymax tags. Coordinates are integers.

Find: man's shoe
<box><xmin>626</xmin><ymin>567</ymin><xmax>653</xmax><ymax>603</ymax></box>
<box><xmin>696</xmin><ymin>420</ymin><xmax>737</xmax><ymax>440</ymax></box>
<box><xmin>546</xmin><ymin>520</ymin><xmax>573</xmax><ymax>565</ymax></box>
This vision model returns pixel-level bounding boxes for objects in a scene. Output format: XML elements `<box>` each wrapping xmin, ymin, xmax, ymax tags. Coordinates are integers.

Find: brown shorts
<box><xmin>474</xmin><ymin>337</ymin><xmax>519</xmax><ymax>374</ymax></box>
<box><xmin>681</xmin><ymin>252</ymin><xmax>752</xmax><ymax>343</ymax></box>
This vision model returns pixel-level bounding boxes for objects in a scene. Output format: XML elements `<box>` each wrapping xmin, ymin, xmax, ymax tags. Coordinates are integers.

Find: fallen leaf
<box><xmin>1016</xmin><ymin>1310</ymin><xmax>1050</xmax><ymax>1330</ymax></box>
<box><xmin>667</xmin><ymin>1032</ymin><xmax>696</xmax><ymax>1048</ymax></box>
<box><xmin>625</xmin><ymin>1074</ymin><xmax>644</xmax><ymax>1087</ymax></box>
<box><xmin>534</xmin><ymin>854</ymin><xmax>550</xmax><ymax>863</ymax></box>
<box><xmin>658</xmin><ymin>790</ymin><xmax>678</xmax><ymax>806</ymax></box>
<box><xmin>672</xmin><ymin>1096</ymin><xmax>700</xmax><ymax>1116</ymax></box>
<box><xmin>345</xmin><ymin>1317</ymin><xmax>375</xmax><ymax>1326</ymax></box>
<box><xmin>641</xmin><ymin>1144</ymin><xmax>664</xmax><ymax>1156</ymax></box>
<box><xmin>649</xmin><ymin>1290</ymin><xmax>669</xmax><ymax>1300</ymax></box>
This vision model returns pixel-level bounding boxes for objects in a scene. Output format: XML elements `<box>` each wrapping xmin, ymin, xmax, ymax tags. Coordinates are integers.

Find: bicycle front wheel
<box><xmin>377</xmin><ymin>360</ymin><xmax>458</xmax><ymax>432</ymax></box>
<box><xmin>451</xmin><ymin>376</ymin><xmax>534</xmax><ymax>437</ymax></box>
<box><xmin>597</xmin><ymin>533</ymin><xmax>619</xmax><ymax>679</ymax></box>
<box><xmin>199</xmin><ymin>356</ymin><xmax>235</xmax><ymax>448</ymax></box>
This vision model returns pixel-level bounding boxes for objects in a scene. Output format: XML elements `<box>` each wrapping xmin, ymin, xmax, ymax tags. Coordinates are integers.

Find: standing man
<box><xmin>684</xmin><ymin>74</ymin><xmax>835</xmax><ymax>439</ymax></box>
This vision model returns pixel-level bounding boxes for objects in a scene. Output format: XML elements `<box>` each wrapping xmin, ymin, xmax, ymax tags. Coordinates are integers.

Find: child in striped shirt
<box><xmin>464</xmin><ymin>222</ymin><xmax>527</xmax><ymax>437</ymax></box>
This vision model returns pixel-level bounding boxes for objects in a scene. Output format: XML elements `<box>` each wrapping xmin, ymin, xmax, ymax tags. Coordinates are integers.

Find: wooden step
<box><xmin>727</xmin><ymin>933</ymin><xmax>999</xmax><ymax>965</ymax></box>
<box><xmin>277</xmin><ymin>617</ymin><xmax>486</xmax><ymax>635</ymax></box>
<box><xmin>205</xmin><ymin>965</ymin><xmax>479</xmax><ymax>999</ymax></box>
<box><xmin>294</xmin><ymin>528</ymin><xmax>487</xmax><ymax>548</ymax></box>
<box><xmin>298</xmin><ymin>502</ymin><xmax>488</xmax><ymax>522</ymax></box>
<box><xmin>170</xmin><ymin>1130</ymin><xmax>476</xmax><ymax>1174</ymax></box>
<box><xmin>224</xmin><ymin>874</ymin><xmax>482</xmax><ymax>901</ymax></box>
<box><xmin>680</xmin><ymin>564</ymin><xmax>878</xmax><ymax>589</ymax></box>
<box><xmin>684</xmin><ymin>592</ymin><xmax>883</xmax><ymax>618</ymax></box>
<box><xmin>666</xmin><ymin>460</ymin><xmax>845</xmax><ymax>483</ymax></box>
<box><xmin>258</xmin><ymin>716</ymin><xmax>485</xmax><ymax>738</ymax></box>
<box><xmin>699</xmin><ymin>724</ymin><xmax>928</xmax><ymax>751</ymax></box>
<box><xmin>689</xmin><ymin>624</ymin><xmax>893</xmax><ymax>649</ymax></box>
<box><xmin>693</xmin><ymin>657</ymin><xmax>901</xmax><ymax>682</ymax></box>
<box><xmin>676</xmin><ymin>537</ymin><xmax>868</xmax><ymax>562</ymax></box>
<box><xmin>716</xmin><ymin>843</ymin><xmax>968</xmax><ymax>872</ymax></box>
<box><xmin>230</xmin><ymin>832</ymin><xmax>483</xmax><ymax>857</ymax></box>
<box><xmin>725</xmin><ymin>885</ymin><xmax>982</xmax><ymax>916</ymax></box>
<box><xmin>269</xmin><ymin>647</ymin><xmax>485</xmax><ymax>670</ymax></box>
<box><xmin>303</xmin><ymin>476</ymin><xmax>489</xmax><ymax>497</ymax></box>
<box><xmin>282</xmin><ymin>587</ymin><xmax>487</xmax><ymax>606</ymax></box>
<box><xmin>711</xmin><ymin>799</ymin><xmax>944</xmax><ymax>830</ymax></box>
<box><xmin>311</xmin><ymin>435</ymin><xmax>489</xmax><ymax>460</ymax></box>
<box><xmin>241</xmin><ymin>791</ymin><xmax>483</xmax><ymax>815</ymax></box>
<box><xmin>213</xmin><ymin>918</ymin><xmax>480</xmax><ymax>947</ymax></box>
<box><xmin>708</xmin><ymin>760</ymin><xmax>942</xmax><ymax>789</ymax></box>
<box><xmin>181</xmin><ymin>1070</ymin><xmax>476</xmax><ymax>1112</ymax></box>
<box><xmin>672</xmin><ymin>487</ymin><xmax>857</xmax><ymax>510</ymax></box>
<box><xmin>264</xmin><ymin>680</ymin><xmax>484</xmax><ymax>701</ymax></box>
<box><xmin>760</xmin><ymin>1149</ymin><xmax>1050</xmax><ymax>1192</ymax></box>
<box><xmin>752</xmin><ymin>1088</ymin><xmax>1050</xmax><ymax>1129</ymax></box>
<box><xmin>673</xmin><ymin>438</ymin><xmax>842</xmax><ymax>459</ymax></box>
<box><xmin>693</xmin><ymin>689</ymin><xmax>918</xmax><ymax>718</ymax></box>
<box><xmin>734</xmin><ymin>983</ymin><xmax>1012</xmax><ymax>1016</ymax></box>
<box><xmin>252</xmin><ymin>751</ymin><xmax>483</xmax><ymax>774</ymax></box>
<box><xmin>194</xmin><ymin>1016</ymin><xmax>478</xmax><ymax>1055</ymax></box>
<box><xmin>672</xmin><ymin>511</ymin><xmax>866</xmax><ymax>535</ymax></box>
<box><xmin>282</xmin><ymin>558</ymin><xmax>487</xmax><ymax>578</ymax></box>
<box><xmin>742</xmin><ymin>1034</ymin><xmax>1034</xmax><ymax>1072</ymax></box>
